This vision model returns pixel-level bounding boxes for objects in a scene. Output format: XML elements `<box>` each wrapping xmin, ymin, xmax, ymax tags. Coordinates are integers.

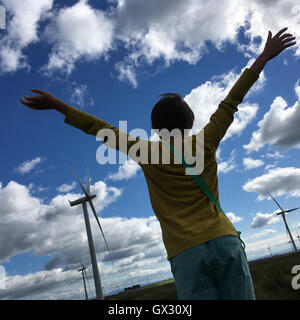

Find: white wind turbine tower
<box><xmin>68</xmin><ymin>166</ymin><xmax>114</xmax><ymax>300</ymax></box>
<box><xmin>266</xmin><ymin>191</ymin><xmax>299</xmax><ymax>253</ymax></box>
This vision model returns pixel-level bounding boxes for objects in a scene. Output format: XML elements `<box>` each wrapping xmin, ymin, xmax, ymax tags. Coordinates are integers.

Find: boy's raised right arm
<box><xmin>203</xmin><ymin>27</ymin><xmax>296</xmax><ymax>150</ymax></box>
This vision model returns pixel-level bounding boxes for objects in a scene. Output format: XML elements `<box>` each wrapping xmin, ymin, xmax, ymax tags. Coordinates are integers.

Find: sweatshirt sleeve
<box><xmin>64</xmin><ymin>106</ymin><xmax>149</xmax><ymax>162</ymax></box>
<box><xmin>203</xmin><ymin>68</ymin><xmax>259</xmax><ymax>150</ymax></box>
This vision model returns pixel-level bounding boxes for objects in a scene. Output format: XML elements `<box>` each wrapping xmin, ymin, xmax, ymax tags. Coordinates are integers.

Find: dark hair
<box><xmin>151</xmin><ymin>93</ymin><xmax>194</xmax><ymax>134</ymax></box>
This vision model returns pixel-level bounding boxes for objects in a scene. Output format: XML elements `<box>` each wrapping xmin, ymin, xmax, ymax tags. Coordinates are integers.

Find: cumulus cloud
<box><xmin>0</xmin><ymin>179</ymin><xmax>122</xmax><ymax>264</ymax></box>
<box><xmin>248</xmin><ymin>229</ymin><xmax>277</xmax><ymax>239</ymax></box>
<box><xmin>42</xmin><ymin>0</ymin><xmax>114</xmax><ymax>75</ymax></box>
<box><xmin>56</xmin><ymin>181</ymin><xmax>76</xmax><ymax>193</ymax></box>
<box><xmin>265</xmin><ymin>150</ymin><xmax>284</xmax><ymax>159</ymax></box>
<box><xmin>245</xmin><ymin>232</ymin><xmax>297</xmax><ymax>261</ymax></box>
<box><xmin>251</xmin><ymin>211</ymin><xmax>280</xmax><ymax>228</ymax></box>
<box><xmin>107</xmin><ymin>159</ymin><xmax>140</xmax><ymax>181</ymax></box>
<box><xmin>68</xmin><ymin>83</ymin><xmax>94</xmax><ymax>108</ymax></box>
<box><xmin>112</xmin><ymin>0</ymin><xmax>299</xmax><ymax>86</ymax></box>
<box><xmin>0</xmin><ymin>179</ymin><xmax>170</xmax><ymax>298</ymax></box>
<box><xmin>218</xmin><ymin>150</ymin><xmax>236</xmax><ymax>174</ymax></box>
<box><xmin>1</xmin><ymin>0</ymin><xmax>300</xmax><ymax>83</ymax></box>
<box><xmin>115</xmin><ymin>61</ymin><xmax>138</xmax><ymax>88</ymax></box>
<box><xmin>243</xmin><ymin>167</ymin><xmax>300</xmax><ymax>200</ymax></box>
<box><xmin>226</xmin><ymin>212</ymin><xmax>243</xmax><ymax>223</ymax></box>
<box><xmin>14</xmin><ymin>157</ymin><xmax>45</xmax><ymax>175</ymax></box>
<box><xmin>244</xmin><ymin>80</ymin><xmax>300</xmax><ymax>152</ymax></box>
<box><xmin>0</xmin><ymin>268</ymin><xmax>79</xmax><ymax>300</ymax></box>
<box><xmin>0</xmin><ymin>0</ymin><xmax>53</xmax><ymax>72</ymax></box>
<box><xmin>243</xmin><ymin>157</ymin><xmax>264</xmax><ymax>170</ymax></box>
<box><xmin>184</xmin><ymin>68</ymin><xmax>259</xmax><ymax>143</ymax></box>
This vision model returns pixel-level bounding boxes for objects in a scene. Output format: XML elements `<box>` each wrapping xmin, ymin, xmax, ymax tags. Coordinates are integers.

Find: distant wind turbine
<box><xmin>78</xmin><ymin>264</ymin><xmax>88</xmax><ymax>300</ymax></box>
<box><xmin>267</xmin><ymin>244</ymin><xmax>272</xmax><ymax>257</ymax></box>
<box><xmin>68</xmin><ymin>166</ymin><xmax>114</xmax><ymax>300</ymax></box>
<box><xmin>288</xmin><ymin>240</ymin><xmax>294</xmax><ymax>251</ymax></box>
<box><xmin>266</xmin><ymin>191</ymin><xmax>299</xmax><ymax>253</ymax></box>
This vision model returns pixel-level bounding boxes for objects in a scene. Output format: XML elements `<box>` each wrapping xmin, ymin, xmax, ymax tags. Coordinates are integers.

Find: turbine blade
<box><xmin>266</xmin><ymin>191</ymin><xmax>285</xmax><ymax>212</ymax></box>
<box><xmin>67</xmin><ymin>164</ymin><xmax>89</xmax><ymax>197</ymax></box>
<box><xmin>284</xmin><ymin>207</ymin><xmax>300</xmax><ymax>213</ymax></box>
<box><xmin>88</xmin><ymin>199</ymin><xmax>115</xmax><ymax>268</ymax></box>
<box><xmin>86</xmin><ymin>168</ymin><xmax>91</xmax><ymax>195</ymax></box>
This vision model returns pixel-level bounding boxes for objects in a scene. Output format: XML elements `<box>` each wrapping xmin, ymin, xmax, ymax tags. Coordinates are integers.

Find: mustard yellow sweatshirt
<box><xmin>64</xmin><ymin>68</ymin><xmax>259</xmax><ymax>260</ymax></box>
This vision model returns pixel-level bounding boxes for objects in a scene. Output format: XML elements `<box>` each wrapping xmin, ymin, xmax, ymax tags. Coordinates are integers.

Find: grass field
<box><xmin>106</xmin><ymin>251</ymin><xmax>300</xmax><ymax>300</ymax></box>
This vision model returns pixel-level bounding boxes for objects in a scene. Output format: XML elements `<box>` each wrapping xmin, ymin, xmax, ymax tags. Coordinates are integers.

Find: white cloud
<box><xmin>244</xmin><ymin>80</ymin><xmax>300</xmax><ymax>152</ymax></box>
<box><xmin>0</xmin><ymin>179</ymin><xmax>123</xmax><ymax>264</ymax></box>
<box><xmin>69</xmin><ymin>83</ymin><xmax>94</xmax><ymax>108</ymax></box>
<box><xmin>2</xmin><ymin>0</ymin><xmax>300</xmax><ymax>83</ymax></box>
<box><xmin>0</xmin><ymin>178</ymin><xmax>169</xmax><ymax>298</ymax></box>
<box><xmin>265</xmin><ymin>150</ymin><xmax>284</xmax><ymax>159</ymax></box>
<box><xmin>243</xmin><ymin>167</ymin><xmax>300</xmax><ymax>200</ymax></box>
<box><xmin>251</xmin><ymin>211</ymin><xmax>280</xmax><ymax>228</ymax></box>
<box><xmin>226</xmin><ymin>212</ymin><xmax>243</xmax><ymax>223</ymax></box>
<box><xmin>14</xmin><ymin>157</ymin><xmax>44</xmax><ymax>175</ymax></box>
<box><xmin>0</xmin><ymin>268</ymin><xmax>79</xmax><ymax>300</ymax></box>
<box><xmin>28</xmin><ymin>183</ymin><xmax>49</xmax><ymax>193</ymax></box>
<box><xmin>42</xmin><ymin>0</ymin><xmax>114</xmax><ymax>74</ymax></box>
<box><xmin>113</xmin><ymin>0</ymin><xmax>299</xmax><ymax>86</ymax></box>
<box><xmin>245</xmin><ymin>232</ymin><xmax>297</xmax><ymax>261</ymax></box>
<box><xmin>107</xmin><ymin>159</ymin><xmax>140</xmax><ymax>181</ymax></box>
<box><xmin>243</xmin><ymin>157</ymin><xmax>264</xmax><ymax>170</ymax></box>
<box><xmin>184</xmin><ymin>68</ymin><xmax>259</xmax><ymax>142</ymax></box>
<box><xmin>264</xmin><ymin>164</ymin><xmax>276</xmax><ymax>171</ymax></box>
<box><xmin>248</xmin><ymin>229</ymin><xmax>277</xmax><ymax>239</ymax></box>
<box><xmin>216</xmin><ymin>148</ymin><xmax>221</xmax><ymax>161</ymax></box>
<box><xmin>0</xmin><ymin>0</ymin><xmax>53</xmax><ymax>72</ymax></box>
<box><xmin>218</xmin><ymin>150</ymin><xmax>236</xmax><ymax>174</ymax></box>
<box><xmin>293</xmin><ymin>222</ymin><xmax>300</xmax><ymax>228</ymax></box>
<box><xmin>115</xmin><ymin>61</ymin><xmax>138</xmax><ymax>88</ymax></box>
<box><xmin>56</xmin><ymin>181</ymin><xmax>76</xmax><ymax>193</ymax></box>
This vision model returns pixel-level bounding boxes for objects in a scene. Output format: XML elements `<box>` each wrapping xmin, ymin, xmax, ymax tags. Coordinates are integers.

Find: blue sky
<box><xmin>0</xmin><ymin>0</ymin><xmax>300</xmax><ymax>300</ymax></box>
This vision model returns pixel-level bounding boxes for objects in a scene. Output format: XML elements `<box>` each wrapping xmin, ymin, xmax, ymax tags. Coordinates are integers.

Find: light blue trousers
<box><xmin>169</xmin><ymin>235</ymin><xmax>256</xmax><ymax>300</ymax></box>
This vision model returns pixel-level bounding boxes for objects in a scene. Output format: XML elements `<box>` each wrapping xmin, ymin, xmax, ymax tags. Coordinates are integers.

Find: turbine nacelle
<box><xmin>69</xmin><ymin>194</ymin><xmax>96</xmax><ymax>206</ymax></box>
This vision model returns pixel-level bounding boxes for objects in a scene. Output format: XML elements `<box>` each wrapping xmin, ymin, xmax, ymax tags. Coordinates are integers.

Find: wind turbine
<box><xmin>68</xmin><ymin>166</ymin><xmax>114</xmax><ymax>300</ymax></box>
<box><xmin>288</xmin><ymin>240</ymin><xmax>294</xmax><ymax>251</ymax></box>
<box><xmin>78</xmin><ymin>264</ymin><xmax>88</xmax><ymax>300</ymax></box>
<box><xmin>266</xmin><ymin>191</ymin><xmax>299</xmax><ymax>253</ymax></box>
<box><xmin>267</xmin><ymin>244</ymin><xmax>272</xmax><ymax>257</ymax></box>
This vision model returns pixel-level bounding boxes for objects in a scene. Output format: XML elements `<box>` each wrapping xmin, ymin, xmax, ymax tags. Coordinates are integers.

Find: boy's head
<box><xmin>151</xmin><ymin>93</ymin><xmax>194</xmax><ymax>139</ymax></box>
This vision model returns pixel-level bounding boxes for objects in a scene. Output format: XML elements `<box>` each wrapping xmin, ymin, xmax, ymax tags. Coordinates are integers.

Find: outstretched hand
<box><xmin>262</xmin><ymin>27</ymin><xmax>296</xmax><ymax>61</ymax></box>
<box><xmin>20</xmin><ymin>89</ymin><xmax>65</xmax><ymax>111</ymax></box>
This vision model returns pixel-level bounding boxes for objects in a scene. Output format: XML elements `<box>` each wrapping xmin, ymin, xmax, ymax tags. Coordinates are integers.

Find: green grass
<box><xmin>106</xmin><ymin>251</ymin><xmax>300</xmax><ymax>300</ymax></box>
<box><xmin>249</xmin><ymin>251</ymin><xmax>300</xmax><ymax>300</ymax></box>
<box><xmin>106</xmin><ymin>279</ymin><xmax>178</xmax><ymax>300</ymax></box>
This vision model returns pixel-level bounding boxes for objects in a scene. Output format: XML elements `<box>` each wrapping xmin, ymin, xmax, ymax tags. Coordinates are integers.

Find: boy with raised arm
<box><xmin>20</xmin><ymin>28</ymin><xmax>296</xmax><ymax>299</ymax></box>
